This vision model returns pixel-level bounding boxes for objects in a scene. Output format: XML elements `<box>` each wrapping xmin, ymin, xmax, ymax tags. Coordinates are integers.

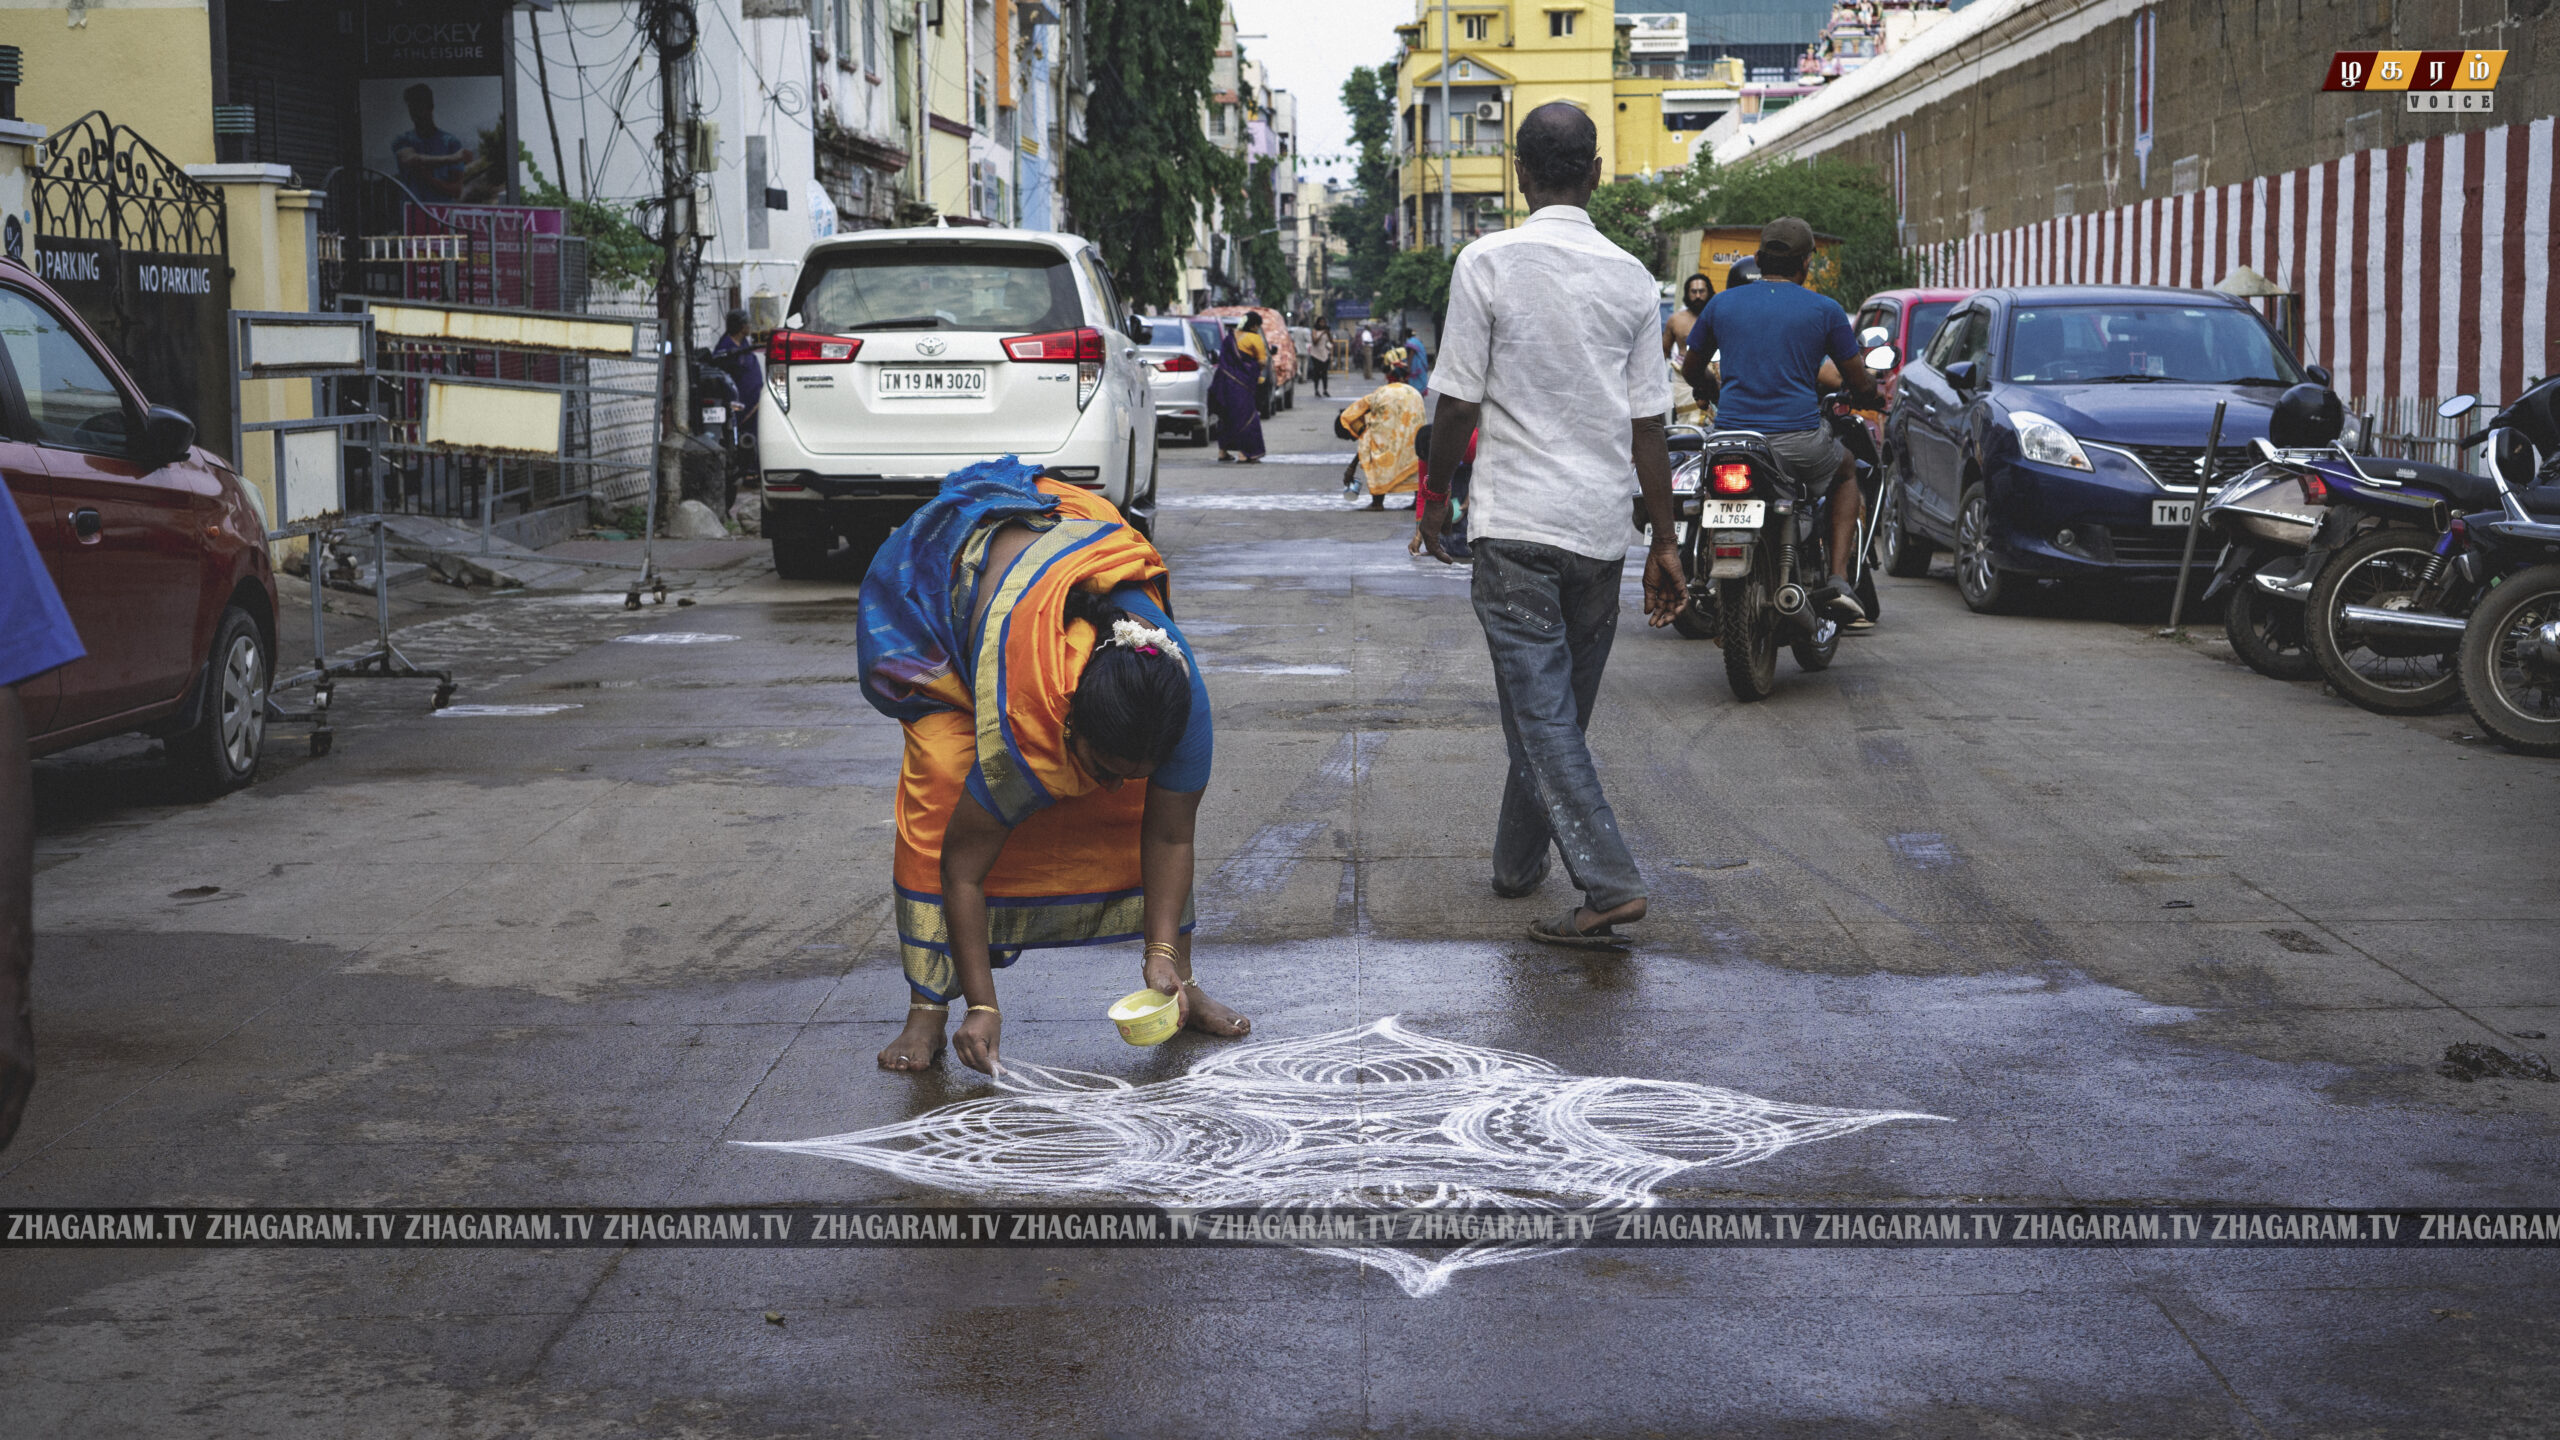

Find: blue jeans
<box><xmin>1469</xmin><ymin>538</ymin><xmax>1645</xmax><ymax>912</ymax></box>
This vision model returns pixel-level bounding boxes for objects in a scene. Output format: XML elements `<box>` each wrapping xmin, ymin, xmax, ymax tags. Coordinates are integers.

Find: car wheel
<box><xmin>1880</xmin><ymin>465</ymin><xmax>1935</xmax><ymax>578</ymax></box>
<box><xmin>1954</xmin><ymin>483</ymin><xmax>2014</xmax><ymax>613</ymax></box>
<box><xmin>770</xmin><ymin>521</ymin><xmax>830</xmax><ymax>580</ymax></box>
<box><xmin>171</xmin><ymin>606</ymin><xmax>268</xmax><ymax>795</ymax></box>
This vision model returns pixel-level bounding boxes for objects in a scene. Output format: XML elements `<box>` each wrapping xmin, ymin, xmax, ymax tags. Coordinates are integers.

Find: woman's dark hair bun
<box><xmin>1064</xmin><ymin>590</ymin><xmax>1192</xmax><ymax>771</ymax></box>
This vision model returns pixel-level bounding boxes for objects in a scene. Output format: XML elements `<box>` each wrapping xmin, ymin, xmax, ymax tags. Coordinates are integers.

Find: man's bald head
<box><xmin>1514</xmin><ymin>102</ymin><xmax>1600</xmax><ymax>201</ymax></box>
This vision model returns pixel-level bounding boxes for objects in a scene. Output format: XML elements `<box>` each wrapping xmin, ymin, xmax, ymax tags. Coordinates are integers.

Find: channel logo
<box><xmin>2324</xmin><ymin>50</ymin><xmax>2506</xmax><ymax>113</ymax></box>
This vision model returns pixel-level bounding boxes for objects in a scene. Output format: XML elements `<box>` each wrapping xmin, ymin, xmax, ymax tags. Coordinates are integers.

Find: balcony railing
<box><xmin>1408</xmin><ymin>140</ymin><xmax>1508</xmax><ymax>158</ymax></box>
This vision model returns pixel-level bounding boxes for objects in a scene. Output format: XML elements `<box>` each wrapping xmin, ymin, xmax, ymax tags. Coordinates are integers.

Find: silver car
<box><xmin>1139</xmin><ymin>316</ymin><xmax>1214</xmax><ymax>446</ymax></box>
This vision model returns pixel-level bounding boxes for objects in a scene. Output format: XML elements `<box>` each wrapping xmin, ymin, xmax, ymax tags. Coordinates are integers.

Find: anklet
<box><xmin>967</xmin><ymin>1004</ymin><xmax>1001</xmax><ymax>1015</ymax></box>
<box><xmin>909</xmin><ymin>1001</ymin><xmax>947</xmax><ymax>1012</ymax></box>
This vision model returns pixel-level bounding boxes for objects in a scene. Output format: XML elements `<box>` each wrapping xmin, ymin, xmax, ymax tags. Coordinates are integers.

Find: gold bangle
<box><xmin>967</xmin><ymin>1004</ymin><xmax>1001</xmax><ymax>1015</ymax></box>
<box><xmin>1144</xmin><ymin>940</ymin><xmax>1180</xmax><ymax>957</ymax></box>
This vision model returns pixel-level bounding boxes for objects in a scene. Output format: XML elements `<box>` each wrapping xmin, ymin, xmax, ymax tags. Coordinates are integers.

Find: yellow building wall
<box><xmin>7</xmin><ymin>3</ymin><xmax>218</xmax><ymax>164</ymax></box>
<box><xmin>1400</xmin><ymin>0</ymin><xmax>1701</xmax><ymax>242</ymax></box>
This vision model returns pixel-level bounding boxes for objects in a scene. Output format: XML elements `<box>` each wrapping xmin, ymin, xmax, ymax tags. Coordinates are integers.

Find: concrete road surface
<box><xmin>7</xmin><ymin>396</ymin><xmax>2557</xmax><ymax>1438</ymax></box>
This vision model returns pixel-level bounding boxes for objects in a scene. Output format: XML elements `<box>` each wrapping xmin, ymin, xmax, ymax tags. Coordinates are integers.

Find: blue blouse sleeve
<box><xmin>1115</xmin><ymin>589</ymin><xmax>1212</xmax><ymax>794</ymax></box>
<box><xmin>0</xmin><ymin>478</ymin><xmax>84</xmax><ymax>689</ymax></box>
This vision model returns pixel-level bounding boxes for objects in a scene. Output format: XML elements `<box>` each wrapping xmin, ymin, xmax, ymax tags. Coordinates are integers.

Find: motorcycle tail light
<box><xmin>767</xmin><ymin>331</ymin><xmax>861</xmax><ymax>364</ymax></box>
<box><xmin>1712</xmin><ymin>544</ymin><xmax>1746</xmax><ymax>559</ymax></box>
<box><xmin>1711</xmin><ymin>463</ymin><xmax>1753</xmax><ymax>496</ymax></box>
<box><xmin>2299</xmin><ymin>472</ymin><xmax>2328</xmax><ymax>504</ymax></box>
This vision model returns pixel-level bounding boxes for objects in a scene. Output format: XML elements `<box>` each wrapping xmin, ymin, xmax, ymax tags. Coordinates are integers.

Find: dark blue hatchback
<box><xmin>1878</xmin><ymin>286</ymin><xmax>2304</xmax><ymax>611</ymax></box>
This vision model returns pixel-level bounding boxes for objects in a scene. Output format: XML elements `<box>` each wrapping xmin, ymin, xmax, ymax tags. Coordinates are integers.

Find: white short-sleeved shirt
<box><xmin>1429</xmin><ymin>206</ymin><xmax>1674</xmax><ymax>561</ymax></box>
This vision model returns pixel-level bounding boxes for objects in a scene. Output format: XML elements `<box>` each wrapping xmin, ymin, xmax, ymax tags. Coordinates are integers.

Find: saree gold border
<box><xmin>970</xmin><ymin>518</ymin><xmax>1112</xmax><ymax>825</ymax></box>
<box><xmin>897</xmin><ymin>889</ymin><xmax>1161</xmax><ymax>1000</ymax></box>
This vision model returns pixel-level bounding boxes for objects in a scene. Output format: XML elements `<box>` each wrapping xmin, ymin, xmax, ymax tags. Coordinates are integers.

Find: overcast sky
<box><xmin>1231</xmin><ymin>0</ymin><xmax>1402</xmax><ymax>185</ymax></box>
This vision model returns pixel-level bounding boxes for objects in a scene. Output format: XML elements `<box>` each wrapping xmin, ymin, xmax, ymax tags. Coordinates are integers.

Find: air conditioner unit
<box><xmin>1473</xmin><ymin>101</ymin><xmax>1501</xmax><ymax>122</ymax></box>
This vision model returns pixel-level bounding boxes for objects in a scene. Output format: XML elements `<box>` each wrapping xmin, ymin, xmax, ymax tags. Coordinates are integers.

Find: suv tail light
<box><xmin>1005</xmin><ymin>326</ymin><xmax>1108</xmax><ymax>410</ymax></box>
<box><xmin>763</xmin><ymin>331</ymin><xmax>860</xmax><ymax>415</ymax></box>
<box><xmin>768</xmin><ymin>331</ymin><xmax>861</xmax><ymax>364</ymax></box>
<box><xmin>1002</xmin><ymin>328</ymin><xmax>1106</xmax><ymax>362</ymax></box>
<box><xmin>1711</xmin><ymin>462</ymin><xmax>1754</xmax><ymax>496</ymax></box>
<box><xmin>1153</xmin><ymin>352</ymin><xmax>1200</xmax><ymax>373</ymax></box>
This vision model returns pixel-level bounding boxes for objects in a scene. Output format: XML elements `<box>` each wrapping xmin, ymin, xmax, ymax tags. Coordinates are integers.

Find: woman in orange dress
<box><xmin>860</xmin><ymin>459</ymin><xmax>1249</xmax><ymax>1073</ymax></box>
<box><xmin>1338</xmin><ymin>352</ymin><xmax>1426</xmax><ymax>511</ymax></box>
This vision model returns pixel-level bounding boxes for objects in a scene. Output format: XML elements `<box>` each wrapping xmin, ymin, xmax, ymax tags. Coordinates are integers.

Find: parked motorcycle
<box><xmin>2441</xmin><ymin>382</ymin><xmax>2560</xmax><ymax>753</ymax></box>
<box><xmin>2197</xmin><ymin>381</ymin><xmax>2344</xmax><ymax>680</ymax></box>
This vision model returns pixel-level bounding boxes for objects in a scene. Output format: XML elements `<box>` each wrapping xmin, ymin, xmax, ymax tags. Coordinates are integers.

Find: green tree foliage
<box><xmin>1656</xmin><ymin>152</ymin><xmax>1914</xmax><ymax>301</ymax></box>
<box><xmin>1376</xmin><ymin>244</ymin><xmax>1456</xmax><ymax>331</ymax></box>
<box><xmin>520</xmin><ymin>150</ymin><xmax>659</xmax><ymax>288</ymax></box>
<box><xmin>1335</xmin><ymin>62</ymin><xmax>1400</xmax><ymax>300</ymax></box>
<box><xmin>1586</xmin><ymin>179</ymin><xmax>1664</xmax><ymax>273</ymax></box>
<box><xmin>1064</xmin><ymin>0</ymin><xmax>1240</xmax><ymax>308</ymax></box>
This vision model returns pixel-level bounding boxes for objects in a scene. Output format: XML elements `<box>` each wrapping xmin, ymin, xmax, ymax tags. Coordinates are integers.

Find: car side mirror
<box><xmin>140</xmin><ymin>405</ymin><xmax>195</xmax><ymax>469</ymax></box>
<box><xmin>1858</xmin><ymin>325</ymin><xmax>1891</xmax><ymax>349</ymax></box>
<box><xmin>1864</xmin><ymin>345</ymin><xmax>1897</xmax><ymax>373</ymax></box>
<box><xmin>2305</xmin><ymin>364</ymin><xmax>2332</xmax><ymax>389</ymax></box>
<box><xmin>1125</xmin><ymin>315</ymin><xmax>1151</xmax><ymax>345</ymax></box>
<box><xmin>2436</xmin><ymin>393</ymin><xmax>2479</xmax><ymax>420</ymax></box>
<box><xmin>1943</xmin><ymin>360</ymin><xmax>1978</xmax><ymax>390</ymax></box>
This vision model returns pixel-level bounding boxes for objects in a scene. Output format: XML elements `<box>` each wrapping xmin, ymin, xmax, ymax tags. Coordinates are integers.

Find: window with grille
<box><xmin>1548</xmin><ymin>11</ymin><xmax>1574</xmax><ymax>38</ymax></box>
<box><xmin>1460</xmin><ymin>15</ymin><xmax>1490</xmax><ymax>40</ymax></box>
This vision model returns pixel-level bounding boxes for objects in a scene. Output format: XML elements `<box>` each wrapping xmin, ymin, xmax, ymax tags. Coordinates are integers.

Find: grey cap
<box><xmin>1759</xmin><ymin>216</ymin><xmax>1817</xmax><ymax>258</ymax></box>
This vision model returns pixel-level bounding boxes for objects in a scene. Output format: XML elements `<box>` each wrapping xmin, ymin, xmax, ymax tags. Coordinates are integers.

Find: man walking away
<box><xmin>1681</xmin><ymin>218</ymin><xmax>1881</xmax><ymax>620</ymax></box>
<box><xmin>1357</xmin><ymin>325</ymin><xmax>1375</xmax><ymax>380</ymax></box>
<box><xmin>1417</xmin><ymin>101</ymin><xmax>1687</xmax><ymax>950</ymax></box>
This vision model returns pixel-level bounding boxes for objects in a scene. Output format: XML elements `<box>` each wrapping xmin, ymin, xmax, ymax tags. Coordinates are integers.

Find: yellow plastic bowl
<box><xmin>1108</xmin><ymin>987</ymin><xmax>1182</xmax><ymax>1046</ymax></box>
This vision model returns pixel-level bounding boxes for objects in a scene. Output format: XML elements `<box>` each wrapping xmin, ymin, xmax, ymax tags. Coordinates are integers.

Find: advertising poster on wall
<box><xmin>362</xmin><ymin>0</ymin><xmax>511</xmax><ymax>203</ymax></box>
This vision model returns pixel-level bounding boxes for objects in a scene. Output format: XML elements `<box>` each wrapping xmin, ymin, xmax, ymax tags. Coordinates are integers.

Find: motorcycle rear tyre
<box><xmin>2224</xmin><ymin>583</ymin><xmax>2319</xmax><ymax>680</ymax></box>
<box><xmin>2459</xmin><ymin>563</ymin><xmax>2560</xmax><ymax>756</ymax></box>
<box><xmin>2305</xmin><ymin>527</ymin><xmax>2464</xmax><ymax>714</ymax></box>
<box><xmin>1720</xmin><ymin>575</ymin><xmax>1780</xmax><ymax>701</ymax></box>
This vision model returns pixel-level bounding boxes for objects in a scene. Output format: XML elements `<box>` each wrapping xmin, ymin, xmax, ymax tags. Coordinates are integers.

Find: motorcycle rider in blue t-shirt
<box><xmin>1682</xmin><ymin>217</ymin><xmax>1883</xmax><ymax>621</ymax></box>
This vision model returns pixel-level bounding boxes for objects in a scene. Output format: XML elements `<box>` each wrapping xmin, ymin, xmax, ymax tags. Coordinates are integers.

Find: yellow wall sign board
<box><xmin>423</xmin><ymin>382</ymin><xmax>565</xmax><ymax>457</ymax></box>
<box><xmin>1692</xmin><ymin>225</ymin><xmax>1842</xmax><ymax>293</ymax></box>
<box><xmin>372</xmin><ymin>304</ymin><xmax>641</xmax><ymax>359</ymax></box>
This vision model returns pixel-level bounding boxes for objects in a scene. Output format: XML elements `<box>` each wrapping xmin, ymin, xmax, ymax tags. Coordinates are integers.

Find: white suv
<box><xmin>757</xmin><ymin>228</ymin><xmax>1159</xmax><ymax>578</ymax></box>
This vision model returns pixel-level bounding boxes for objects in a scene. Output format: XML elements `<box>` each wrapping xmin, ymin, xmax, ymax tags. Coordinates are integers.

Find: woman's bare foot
<box><xmin>878</xmin><ymin>1005</ymin><xmax>947</xmax><ymax>1071</ymax></box>
<box><xmin>1179</xmin><ymin>983</ymin><xmax>1251</xmax><ymax>1038</ymax></box>
<box><xmin>1141</xmin><ymin>945</ymin><xmax>1250</xmax><ymax>1039</ymax></box>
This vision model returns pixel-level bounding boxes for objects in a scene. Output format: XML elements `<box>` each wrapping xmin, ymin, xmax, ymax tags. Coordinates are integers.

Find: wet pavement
<box><xmin>7</xmin><ymin>395</ymin><xmax>2560</xmax><ymax>1437</ymax></box>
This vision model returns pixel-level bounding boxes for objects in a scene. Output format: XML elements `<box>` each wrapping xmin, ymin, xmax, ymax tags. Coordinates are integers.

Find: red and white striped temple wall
<box><xmin>1915</xmin><ymin>116</ymin><xmax>2558</xmax><ymax>409</ymax></box>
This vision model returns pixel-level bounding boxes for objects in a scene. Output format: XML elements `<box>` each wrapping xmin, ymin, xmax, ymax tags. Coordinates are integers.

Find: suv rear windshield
<box><xmin>795</xmin><ymin>244</ymin><xmax>1081</xmax><ymax>333</ymax></box>
<box><xmin>1146</xmin><ymin>319</ymin><xmax>1194</xmax><ymax>348</ymax></box>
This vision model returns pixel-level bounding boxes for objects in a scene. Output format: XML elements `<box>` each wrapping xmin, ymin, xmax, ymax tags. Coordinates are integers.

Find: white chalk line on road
<box><xmin>432</xmin><ymin>704</ymin><xmax>585</xmax><ymax>718</ymax></box>
<box><xmin>742</xmin><ymin>1016</ymin><xmax>1942</xmax><ymax>1297</ymax></box>
<box><xmin>610</xmin><ymin>632</ymin><xmax>740</xmax><ymax>645</ymax></box>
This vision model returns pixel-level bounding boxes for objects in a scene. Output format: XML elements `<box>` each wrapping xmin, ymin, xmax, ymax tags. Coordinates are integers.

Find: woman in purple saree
<box><xmin>1209</xmin><ymin>314</ymin><xmax>1267</xmax><ymax>463</ymax></box>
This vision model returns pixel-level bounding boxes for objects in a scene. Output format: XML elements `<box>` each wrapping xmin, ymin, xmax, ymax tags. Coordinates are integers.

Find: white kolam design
<box><xmin>742</xmin><ymin>1017</ymin><xmax>1943</xmax><ymax>1296</ymax></box>
<box><xmin>611</xmin><ymin>632</ymin><xmax>739</xmax><ymax>645</ymax></box>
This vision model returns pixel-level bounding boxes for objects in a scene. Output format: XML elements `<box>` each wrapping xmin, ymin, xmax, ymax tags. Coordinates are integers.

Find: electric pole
<box><xmin>1438</xmin><ymin>0</ymin><xmax>1452</xmax><ymax>254</ymax></box>
<box><xmin>651</xmin><ymin>0</ymin><xmax>699</xmax><ymax>526</ymax></box>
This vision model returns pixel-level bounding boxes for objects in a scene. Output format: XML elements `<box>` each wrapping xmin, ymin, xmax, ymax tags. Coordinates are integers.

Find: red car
<box><xmin>3</xmin><ymin>258</ymin><xmax>278</xmax><ymax>792</ymax></box>
<box><xmin>1853</xmin><ymin>287</ymin><xmax>1973</xmax><ymax>406</ymax></box>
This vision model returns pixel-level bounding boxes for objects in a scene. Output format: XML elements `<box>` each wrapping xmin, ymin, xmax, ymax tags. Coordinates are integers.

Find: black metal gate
<box><xmin>29</xmin><ymin>112</ymin><xmax>234</xmax><ymax>458</ymax></box>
